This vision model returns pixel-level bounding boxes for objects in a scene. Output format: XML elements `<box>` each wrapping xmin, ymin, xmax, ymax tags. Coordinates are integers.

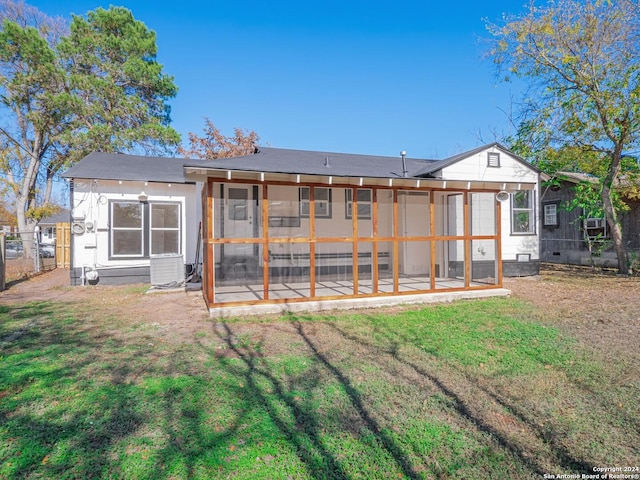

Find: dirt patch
<box><xmin>504</xmin><ymin>264</ymin><xmax>640</xmax><ymax>367</ymax></box>
<box><xmin>2</xmin><ymin>264</ymin><xmax>639</xmax><ymax>355</ymax></box>
<box><xmin>0</xmin><ymin>268</ymin><xmax>210</xmax><ymax>340</ymax></box>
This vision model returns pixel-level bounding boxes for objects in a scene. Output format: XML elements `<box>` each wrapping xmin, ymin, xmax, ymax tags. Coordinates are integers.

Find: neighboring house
<box><xmin>540</xmin><ymin>172</ymin><xmax>640</xmax><ymax>267</ymax></box>
<box><xmin>38</xmin><ymin>209</ymin><xmax>70</xmax><ymax>245</ymax></box>
<box><xmin>63</xmin><ymin>143</ymin><xmax>542</xmax><ymax>314</ymax></box>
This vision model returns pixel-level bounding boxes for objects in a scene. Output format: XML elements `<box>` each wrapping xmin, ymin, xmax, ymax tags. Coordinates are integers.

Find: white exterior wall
<box><xmin>438</xmin><ymin>146</ymin><xmax>540</xmax><ymax>261</ymax></box>
<box><xmin>71</xmin><ymin>179</ymin><xmax>200</xmax><ymax>272</ymax></box>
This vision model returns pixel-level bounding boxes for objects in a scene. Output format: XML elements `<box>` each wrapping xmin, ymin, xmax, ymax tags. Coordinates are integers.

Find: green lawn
<box><xmin>0</xmin><ymin>298</ymin><xmax>637</xmax><ymax>479</ymax></box>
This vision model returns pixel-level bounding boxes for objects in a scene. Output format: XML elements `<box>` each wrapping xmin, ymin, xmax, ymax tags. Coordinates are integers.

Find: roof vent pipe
<box><xmin>324</xmin><ymin>156</ymin><xmax>330</xmax><ymax>167</ymax></box>
<box><xmin>401</xmin><ymin>151</ymin><xmax>408</xmax><ymax>177</ymax></box>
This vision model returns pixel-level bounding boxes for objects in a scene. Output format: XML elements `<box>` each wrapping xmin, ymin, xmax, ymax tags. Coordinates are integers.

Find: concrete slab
<box><xmin>209</xmin><ymin>288</ymin><xmax>511</xmax><ymax>318</ymax></box>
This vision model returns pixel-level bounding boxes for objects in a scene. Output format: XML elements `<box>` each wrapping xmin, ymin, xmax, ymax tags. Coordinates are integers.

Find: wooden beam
<box><xmin>352</xmin><ymin>188</ymin><xmax>358</xmax><ymax>295</ymax></box>
<box><xmin>393</xmin><ymin>189</ymin><xmax>399</xmax><ymax>293</ymax></box>
<box><xmin>263</xmin><ymin>184</ymin><xmax>270</xmax><ymax>300</ymax></box>
<box><xmin>464</xmin><ymin>192</ymin><xmax>471</xmax><ymax>288</ymax></box>
<box><xmin>430</xmin><ymin>191</ymin><xmax>436</xmax><ymax>290</ymax></box>
<box><xmin>310</xmin><ymin>187</ymin><xmax>316</xmax><ymax>298</ymax></box>
<box><xmin>206</xmin><ymin>180</ymin><xmax>215</xmax><ymax>306</ymax></box>
<box><xmin>372</xmin><ymin>189</ymin><xmax>379</xmax><ymax>294</ymax></box>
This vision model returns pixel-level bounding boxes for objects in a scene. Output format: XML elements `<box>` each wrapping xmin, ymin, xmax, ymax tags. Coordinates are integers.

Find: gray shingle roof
<box><xmin>64</xmin><ymin>143</ymin><xmax>538</xmax><ymax>184</ymax></box>
<box><xmin>62</xmin><ymin>152</ymin><xmax>200</xmax><ymax>183</ymax></box>
<box><xmin>39</xmin><ymin>209</ymin><xmax>70</xmax><ymax>225</ymax></box>
<box><xmin>185</xmin><ymin>147</ymin><xmax>441</xmax><ymax>179</ymax></box>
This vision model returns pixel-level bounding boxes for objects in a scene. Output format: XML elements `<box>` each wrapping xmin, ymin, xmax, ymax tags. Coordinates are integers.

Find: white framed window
<box><xmin>543</xmin><ymin>203</ymin><xmax>558</xmax><ymax>226</ymax></box>
<box><xmin>299</xmin><ymin>187</ymin><xmax>332</xmax><ymax>218</ymax></box>
<box><xmin>511</xmin><ymin>190</ymin><xmax>535</xmax><ymax>234</ymax></box>
<box><xmin>151</xmin><ymin>203</ymin><xmax>181</xmax><ymax>255</ymax></box>
<box><xmin>346</xmin><ymin>188</ymin><xmax>372</xmax><ymax>219</ymax></box>
<box><xmin>110</xmin><ymin>201</ymin><xmax>182</xmax><ymax>258</ymax></box>
<box><xmin>111</xmin><ymin>201</ymin><xmax>144</xmax><ymax>257</ymax></box>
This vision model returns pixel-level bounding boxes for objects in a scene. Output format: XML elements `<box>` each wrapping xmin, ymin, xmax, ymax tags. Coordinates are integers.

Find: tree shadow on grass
<box><xmin>205</xmin><ymin>321</ymin><xmax>353</xmax><ymax>480</ymax></box>
<box><xmin>203</xmin><ymin>320</ymin><xmax>428</xmax><ymax>479</ymax></box>
<box><xmin>0</xmin><ymin>302</ymin><xmax>155</xmax><ymax>479</ymax></box>
<box><xmin>323</xmin><ymin>316</ymin><xmax>599</xmax><ymax>475</ymax></box>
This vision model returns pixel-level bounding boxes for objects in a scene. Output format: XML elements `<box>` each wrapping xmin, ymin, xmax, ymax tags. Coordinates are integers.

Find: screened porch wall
<box><xmin>206</xmin><ymin>181</ymin><xmax>502</xmax><ymax>306</ymax></box>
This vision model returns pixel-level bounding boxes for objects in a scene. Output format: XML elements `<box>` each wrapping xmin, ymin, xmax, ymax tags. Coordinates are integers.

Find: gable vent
<box><xmin>487</xmin><ymin>152</ymin><xmax>500</xmax><ymax>168</ymax></box>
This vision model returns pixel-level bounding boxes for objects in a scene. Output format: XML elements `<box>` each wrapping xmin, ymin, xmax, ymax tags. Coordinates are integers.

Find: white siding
<box><xmin>437</xmin><ymin>146</ymin><xmax>540</xmax><ymax>261</ymax></box>
<box><xmin>71</xmin><ymin>179</ymin><xmax>200</xmax><ymax>272</ymax></box>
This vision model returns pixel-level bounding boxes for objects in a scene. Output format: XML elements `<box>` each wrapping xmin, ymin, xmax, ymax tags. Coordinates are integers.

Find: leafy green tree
<box><xmin>0</xmin><ymin>2</ymin><xmax>179</xmax><ymax>257</ymax></box>
<box><xmin>487</xmin><ymin>0</ymin><xmax>640</xmax><ymax>274</ymax></box>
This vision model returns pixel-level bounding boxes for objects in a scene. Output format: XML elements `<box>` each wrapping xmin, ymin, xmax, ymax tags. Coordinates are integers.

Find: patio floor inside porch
<box><xmin>210</xmin><ymin>275</ymin><xmax>508</xmax><ymax>318</ymax></box>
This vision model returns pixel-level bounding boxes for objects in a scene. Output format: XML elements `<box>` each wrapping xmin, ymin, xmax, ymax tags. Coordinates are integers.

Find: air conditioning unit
<box><xmin>585</xmin><ymin>218</ymin><xmax>605</xmax><ymax>229</ymax></box>
<box><xmin>150</xmin><ymin>254</ymin><xmax>184</xmax><ymax>286</ymax></box>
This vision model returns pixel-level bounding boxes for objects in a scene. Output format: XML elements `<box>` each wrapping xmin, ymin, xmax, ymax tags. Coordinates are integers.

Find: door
<box><xmin>398</xmin><ymin>191</ymin><xmax>430</xmax><ymax>275</ymax></box>
<box><xmin>446</xmin><ymin>193</ymin><xmax>464</xmax><ymax>278</ymax></box>
<box><xmin>219</xmin><ymin>185</ymin><xmax>261</xmax><ymax>280</ymax></box>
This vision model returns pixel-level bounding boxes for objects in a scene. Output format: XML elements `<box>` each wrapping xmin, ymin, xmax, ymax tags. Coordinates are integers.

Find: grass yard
<box><xmin>0</xmin><ymin>269</ymin><xmax>639</xmax><ymax>478</ymax></box>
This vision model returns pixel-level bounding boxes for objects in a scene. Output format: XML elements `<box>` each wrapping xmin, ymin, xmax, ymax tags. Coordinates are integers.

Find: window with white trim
<box><xmin>543</xmin><ymin>203</ymin><xmax>558</xmax><ymax>226</ymax></box>
<box><xmin>346</xmin><ymin>188</ymin><xmax>372</xmax><ymax>219</ymax></box>
<box><xmin>299</xmin><ymin>187</ymin><xmax>332</xmax><ymax>218</ymax></box>
<box><xmin>110</xmin><ymin>201</ymin><xmax>181</xmax><ymax>258</ymax></box>
<box><xmin>111</xmin><ymin>201</ymin><xmax>144</xmax><ymax>257</ymax></box>
<box><xmin>151</xmin><ymin>203</ymin><xmax>180</xmax><ymax>254</ymax></box>
<box><xmin>511</xmin><ymin>190</ymin><xmax>535</xmax><ymax>234</ymax></box>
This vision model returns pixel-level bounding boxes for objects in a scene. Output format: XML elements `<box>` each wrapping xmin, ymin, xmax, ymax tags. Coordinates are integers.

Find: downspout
<box><xmin>69</xmin><ymin>179</ymin><xmax>75</xmax><ymax>285</ymax></box>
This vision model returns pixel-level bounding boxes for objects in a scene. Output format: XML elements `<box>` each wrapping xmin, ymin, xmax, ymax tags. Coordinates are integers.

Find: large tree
<box><xmin>178</xmin><ymin>117</ymin><xmax>260</xmax><ymax>159</ymax></box>
<box><xmin>0</xmin><ymin>2</ymin><xmax>179</xmax><ymax>256</ymax></box>
<box><xmin>487</xmin><ymin>0</ymin><xmax>640</xmax><ymax>274</ymax></box>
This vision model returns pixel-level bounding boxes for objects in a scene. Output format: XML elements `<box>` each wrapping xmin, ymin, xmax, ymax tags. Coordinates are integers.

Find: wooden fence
<box><xmin>56</xmin><ymin>222</ymin><xmax>71</xmax><ymax>268</ymax></box>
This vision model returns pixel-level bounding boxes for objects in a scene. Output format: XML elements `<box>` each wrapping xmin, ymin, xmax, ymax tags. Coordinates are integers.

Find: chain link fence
<box><xmin>1</xmin><ymin>228</ymin><xmax>57</xmax><ymax>288</ymax></box>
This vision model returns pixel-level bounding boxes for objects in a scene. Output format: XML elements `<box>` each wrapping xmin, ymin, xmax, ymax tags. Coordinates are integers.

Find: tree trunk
<box><xmin>602</xmin><ymin>182</ymin><xmax>628</xmax><ymax>275</ymax></box>
<box><xmin>15</xmin><ymin>196</ymin><xmax>36</xmax><ymax>260</ymax></box>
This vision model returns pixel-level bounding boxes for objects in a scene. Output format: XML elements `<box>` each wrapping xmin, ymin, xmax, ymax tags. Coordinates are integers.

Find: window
<box><xmin>346</xmin><ymin>189</ymin><xmax>372</xmax><ymax>219</ymax></box>
<box><xmin>543</xmin><ymin>203</ymin><xmax>558</xmax><ymax>226</ymax></box>
<box><xmin>110</xmin><ymin>201</ymin><xmax>181</xmax><ymax>258</ymax></box>
<box><xmin>299</xmin><ymin>187</ymin><xmax>332</xmax><ymax>218</ymax></box>
<box><xmin>228</xmin><ymin>188</ymin><xmax>248</xmax><ymax>220</ymax></box>
<box><xmin>487</xmin><ymin>152</ymin><xmax>500</xmax><ymax>168</ymax></box>
<box><xmin>511</xmin><ymin>190</ymin><xmax>535</xmax><ymax>234</ymax></box>
<box><xmin>151</xmin><ymin>203</ymin><xmax>180</xmax><ymax>254</ymax></box>
<box><xmin>111</xmin><ymin>201</ymin><xmax>144</xmax><ymax>257</ymax></box>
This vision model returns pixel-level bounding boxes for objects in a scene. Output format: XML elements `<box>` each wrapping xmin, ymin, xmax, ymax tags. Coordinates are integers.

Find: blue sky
<box><xmin>31</xmin><ymin>0</ymin><xmax>527</xmax><ymax>160</ymax></box>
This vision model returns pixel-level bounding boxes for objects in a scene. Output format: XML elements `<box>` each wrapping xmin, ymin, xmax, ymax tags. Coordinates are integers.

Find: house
<box><xmin>63</xmin><ymin>143</ymin><xmax>542</xmax><ymax>315</ymax></box>
<box><xmin>540</xmin><ymin>172</ymin><xmax>640</xmax><ymax>267</ymax></box>
<box><xmin>38</xmin><ymin>209</ymin><xmax>70</xmax><ymax>245</ymax></box>
<box><xmin>62</xmin><ymin>152</ymin><xmax>202</xmax><ymax>285</ymax></box>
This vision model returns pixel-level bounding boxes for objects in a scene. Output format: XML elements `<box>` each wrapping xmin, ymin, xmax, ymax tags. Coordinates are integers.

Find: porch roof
<box><xmin>184</xmin><ymin>146</ymin><xmax>439</xmax><ymax>179</ymax></box>
<box><xmin>185</xmin><ymin>145</ymin><xmax>537</xmax><ymax>191</ymax></box>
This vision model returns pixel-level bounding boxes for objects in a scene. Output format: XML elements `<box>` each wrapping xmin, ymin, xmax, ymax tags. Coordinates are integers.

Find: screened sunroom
<box><xmin>185</xmin><ymin>145</ymin><xmax>538</xmax><ymax>314</ymax></box>
<box><xmin>198</xmin><ymin>179</ymin><xmax>505</xmax><ymax>309</ymax></box>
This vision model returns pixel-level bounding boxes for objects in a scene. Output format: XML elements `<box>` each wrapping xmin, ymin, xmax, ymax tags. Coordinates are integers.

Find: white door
<box><xmin>446</xmin><ymin>193</ymin><xmax>464</xmax><ymax>278</ymax></box>
<box><xmin>398</xmin><ymin>191</ymin><xmax>430</xmax><ymax>275</ymax></box>
<box><xmin>223</xmin><ymin>185</ymin><xmax>258</xmax><ymax>257</ymax></box>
